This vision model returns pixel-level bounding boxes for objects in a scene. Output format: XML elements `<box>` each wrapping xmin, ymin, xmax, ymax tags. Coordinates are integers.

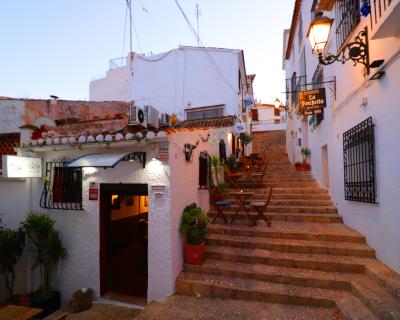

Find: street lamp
<box><xmin>306</xmin><ymin>12</ymin><xmax>383</xmax><ymax>75</ymax></box>
<box><xmin>274</xmin><ymin>98</ymin><xmax>281</xmax><ymax>109</ymax></box>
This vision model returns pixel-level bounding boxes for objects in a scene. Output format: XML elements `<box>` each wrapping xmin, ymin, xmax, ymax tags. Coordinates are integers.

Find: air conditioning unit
<box><xmin>129</xmin><ymin>105</ymin><xmax>147</xmax><ymax>127</ymax></box>
<box><xmin>144</xmin><ymin>105</ymin><xmax>159</xmax><ymax>128</ymax></box>
<box><xmin>159</xmin><ymin>113</ymin><xmax>171</xmax><ymax>127</ymax></box>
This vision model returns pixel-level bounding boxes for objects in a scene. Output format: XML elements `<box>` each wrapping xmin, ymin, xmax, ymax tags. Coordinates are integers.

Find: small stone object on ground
<box><xmin>68</xmin><ymin>288</ymin><xmax>93</xmax><ymax>313</ymax></box>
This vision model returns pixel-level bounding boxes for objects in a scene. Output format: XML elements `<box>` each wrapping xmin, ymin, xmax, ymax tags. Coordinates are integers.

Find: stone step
<box><xmin>351</xmin><ymin>280</ymin><xmax>400</xmax><ymax>320</ymax></box>
<box><xmin>259</xmin><ymin>182</ymin><xmax>321</xmax><ymax>188</ymax></box>
<box><xmin>259</xmin><ymin>187</ymin><xmax>329</xmax><ymax>194</ymax></box>
<box><xmin>205</xmin><ymin>245</ymin><xmax>371</xmax><ymax>273</ymax></box>
<box><xmin>261</xmin><ymin>177</ymin><xmax>317</xmax><ymax>183</ymax></box>
<box><xmin>210</xmin><ymin>205</ymin><xmax>338</xmax><ymax>214</ymax></box>
<box><xmin>207</xmin><ymin>222</ymin><xmax>366</xmax><ymax>243</ymax></box>
<box><xmin>175</xmin><ymin>272</ymin><xmax>376</xmax><ymax>319</ymax></box>
<box><xmin>185</xmin><ymin>259</ymin><xmax>352</xmax><ymax>291</ymax></box>
<box><xmin>271</xmin><ymin>193</ymin><xmax>332</xmax><ymax>200</ymax></box>
<box><xmin>208</xmin><ymin>211</ymin><xmax>344</xmax><ymax>223</ymax></box>
<box><xmin>206</xmin><ymin>233</ymin><xmax>375</xmax><ymax>258</ymax></box>
<box><xmin>269</xmin><ymin>199</ymin><xmax>334</xmax><ymax>206</ymax></box>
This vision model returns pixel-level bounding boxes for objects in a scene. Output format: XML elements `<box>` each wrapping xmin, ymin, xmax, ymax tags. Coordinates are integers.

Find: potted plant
<box><xmin>179</xmin><ymin>203</ymin><xmax>208</xmax><ymax>265</ymax></box>
<box><xmin>226</xmin><ymin>155</ymin><xmax>238</xmax><ymax>172</ymax></box>
<box><xmin>21</xmin><ymin>212</ymin><xmax>68</xmax><ymax>317</ymax></box>
<box><xmin>239</xmin><ymin>133</ymin><xmax>252</xmax><ymax>156</ymax></box>
<box><xmin>209</xmin><ymin>155</ymin><xmax>228</xmax><ymax>205</ymax></box>
<box><xmin>0</xmin><ymin>227</ymin><xmax>25</xmax><ymax>302</ymax></box>
<box><xmin>301</xmin><ymin>147</ymin><xmax>311</xmax><ymax>171</ymax></box>
<box><xmin>295</xmin><ymin>161</ymin><xmax>303</xmax><ymax>171</ymax></box>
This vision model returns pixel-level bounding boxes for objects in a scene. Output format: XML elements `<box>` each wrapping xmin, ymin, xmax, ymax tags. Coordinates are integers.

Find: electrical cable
<box><xmin>173</xmin><ymin>0</ymin><xmax>240</xmax><ymax>95</ymax></box>
<box><xmin>132</xmin><ymin>15</ymin><xmax>143</xmax><ymax>53</ymax></box>
<box><xmin>121</xmin><ymin>4</ymin><xmax>128</xmax><ymax>62</ymax></box>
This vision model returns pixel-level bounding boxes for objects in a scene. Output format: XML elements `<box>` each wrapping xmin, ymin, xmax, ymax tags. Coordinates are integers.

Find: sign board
<box><xmin>2</xmin><ymin>155</ymin><xmax>42</xmax><ymax>178</ymax></box>
<box><xmin>154</xmin><ymin>192</ymin><xmax>164</xmax><ymax>199</ymax></box>
<box><xmin>89</xmin><ymin>182</ymin><xmax>99</xmax><ymax>201</ymax></box>
<box><xmin>298</xmin><ymin>88</ymin><xmax>326</xmax><ymax>115</ymax></box>
<box><xmin>151</xmin><ymin>185</ymin><xmax>166</xmax><ymax>191</ymax></box>
<box><xmin>233</xmin><ymin>122</ymin><xmax>245</xmax><ymax>134</ymax></box>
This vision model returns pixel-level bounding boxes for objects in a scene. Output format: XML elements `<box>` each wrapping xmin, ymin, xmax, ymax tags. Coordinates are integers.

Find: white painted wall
<box><xmin>90</xmin><ymin>47</ymin><xmax>247</xmax><ymax>119</ymax></box>
<box><xmin>0</xmin><ymin>100</ymin><xmax>25</xmax><ymax>133</ymax></box>
<box><xmin>283</xmin><ymin>0</ymin><xmax>400</xmax><ymax>272</ymax></box>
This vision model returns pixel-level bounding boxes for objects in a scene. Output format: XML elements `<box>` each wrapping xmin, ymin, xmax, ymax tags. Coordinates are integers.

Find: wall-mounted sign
<box><xmin>154</xmin><ymin>192</ymin><xmax>164</xmax><ymax>199</ymax></box>
<box><xmin>89</xmin><ymin>182</ymin><xmax>99</xmax><ymax>201</ymax></box>
<box><xmin>233</xmin><ymin>122</ymin><xmax>245</xmax><ymax>134</ymax></box>
<box><xmin>298</xmin><ymin>88</ymin><xmax>326</xmax><ymax>115</ymax></box>
<box><xmin>151</xmin><ymin>185</ymin><xmax>166</xmax><ymax>191</ymax></box>
<box><xmin>2</xmin><ymin>155</ymin><xmax>42</xmax><ymax>178</ymax></box>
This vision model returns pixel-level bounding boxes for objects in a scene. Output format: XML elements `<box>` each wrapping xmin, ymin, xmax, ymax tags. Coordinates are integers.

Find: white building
<box><xmin>0</xmin><ymin>97</ymin><xmax>238</xmax><ymax>305</ymax></box>
<box><xmin>283</xmin><ymin>0</ymin><xmax>400</xmax><ymax>272</ymax></box>
<box><xmin>90</xmin><ymin>46</ymin><xmax>252</xmax><ymax>120</ymax></box>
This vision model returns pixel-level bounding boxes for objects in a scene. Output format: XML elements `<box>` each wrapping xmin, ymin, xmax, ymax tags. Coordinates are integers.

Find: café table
<box><xmin>0</xmin><ymin>305</ymin><xmax>43</xmax><ymax>320</ymax></box>
<box><xmin>229</xmin><ymin>190</ymin><xmax>254</xmax><ymax>225</ymax></box>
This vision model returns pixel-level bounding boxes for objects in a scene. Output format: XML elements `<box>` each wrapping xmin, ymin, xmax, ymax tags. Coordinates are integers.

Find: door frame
<box><xmin>99</xmin><ymin>183</ymin><xmax>148</xmax><ymax>296</ymax></box>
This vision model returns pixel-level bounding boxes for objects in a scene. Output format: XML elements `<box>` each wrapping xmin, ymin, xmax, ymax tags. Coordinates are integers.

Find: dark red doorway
<box><xmin>100</xmin><ymin>184</ymin><xmax>148</xmax><ymax>299</ymax></box>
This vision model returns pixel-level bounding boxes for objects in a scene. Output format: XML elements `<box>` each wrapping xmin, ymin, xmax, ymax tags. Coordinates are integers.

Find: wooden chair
<box><xmin>208</xmin><ymin>188</ymin><xmax>231</xmax><ymax>224</ymax></box>
<box><xmin>250</xmin><ymin>187</ymin><xmax>273</xmax><ymax>226</ymax></box>
<box><xmin>247</xmin><ymin>160</ymin><xmax>268</xmax><ymax>188</ymax></box>
<box><xmin>43</xmin><ymin>310</ymin><xmax>68</xmax><ymax>320</ymax></box>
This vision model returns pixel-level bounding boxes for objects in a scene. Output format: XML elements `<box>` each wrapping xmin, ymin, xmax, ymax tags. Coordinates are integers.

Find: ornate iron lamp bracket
<box><xmin>318</xmin><ymin>27</ymin><xmax>370</xmax><ymax>74</ymax></box>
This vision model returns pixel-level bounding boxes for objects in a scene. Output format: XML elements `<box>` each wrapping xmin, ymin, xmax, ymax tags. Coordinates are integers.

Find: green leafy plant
<box><xmin>301</xmin><ymin>147</ymin><xmax>311</xmax><ymax>163</ymax></box>
<box><xmin>21</xmin><ymin>212</ymin><xmax>67</xmax><ymax>297</ymax></box>
<box><xmin>226</xmin><ymin>155</ymin><xmax>238</xmax><ymax>171</ymax></box>
<box><xmin>0</xmin><ymin>227</ymin><xmax>25</xmax><ymax>301</ymax></box>
<box><xmin>210</xmin><ymin>155</ymin><xmax>222</xmax><ymax>186</ymax></box>
<box><xmin>179</xmin><ymin>203</ymin><xmax>208</xmax><ymax>245</ymax></box>
<box><xmin>239</xmin><ymin>132</ymin><xmax>252</xmax><ymax>145</ymax></box>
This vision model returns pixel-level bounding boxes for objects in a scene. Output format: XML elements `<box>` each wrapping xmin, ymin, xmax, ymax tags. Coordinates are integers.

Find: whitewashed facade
<box><xmin>283</xmin><ymin>0</ymin><xmax>400</xmax><ymax>272</ymax></box>
<box><xmin>89</xmin><ymin>46</ymin><xmax>251</xmax><ymax>120</ymax></box>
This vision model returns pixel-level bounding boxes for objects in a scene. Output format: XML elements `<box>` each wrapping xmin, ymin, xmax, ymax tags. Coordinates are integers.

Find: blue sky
<box><xmin>0</xmin><ymin>0</ymin><xmax>293</xmax><ymax>103</ymax></box>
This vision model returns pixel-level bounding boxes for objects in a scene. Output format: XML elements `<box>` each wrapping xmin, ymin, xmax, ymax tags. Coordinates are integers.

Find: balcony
<box><xmin>370</xmin><ymin>0</ymin><xmax>400</xmax><ymax>39</ymax></box>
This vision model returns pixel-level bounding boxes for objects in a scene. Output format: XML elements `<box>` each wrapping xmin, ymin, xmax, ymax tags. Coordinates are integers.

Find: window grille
<box><xmin>343</xmin><ymin>117</ymin><xmax>377</xmax><ymax>203</ymax></box>
<box><xmin>186</xmin><ymin>106</ymin><xmax>224</xmax><ymax>120</ymax></box>
<box><xmin>335</xmin><ymin>0</ymin><xmax>361</xmax><ymax>51</ymax></box>
<box><xmin>291</xmin><ymin>72</ymin><xmax>297</xmax><ymax>107</ymax></box>
<box><xmin>40</xmin><ymin>160</ymin><xmax>83</xmax><ymax>210</ymax></box>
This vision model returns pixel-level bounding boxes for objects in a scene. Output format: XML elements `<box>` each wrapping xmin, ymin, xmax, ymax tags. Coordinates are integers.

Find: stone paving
<box><xmin>135</xmin><ymin>295</ymin><xmax>335</xmax><ymax>320</ymax></box>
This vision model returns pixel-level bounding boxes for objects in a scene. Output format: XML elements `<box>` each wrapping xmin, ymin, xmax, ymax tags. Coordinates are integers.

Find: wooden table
<box><xmin>229</xmin><ymin>190</ymin><xmax>254</xmax><ymax>225</ymax></box>
<box><xmin>0</xmin><ymin>305</ymin><xmax>43</xmax><ymax>320</ymax></box>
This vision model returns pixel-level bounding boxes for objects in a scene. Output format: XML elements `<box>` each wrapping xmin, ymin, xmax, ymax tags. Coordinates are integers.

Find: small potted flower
<box><xmin>179</xmin><ymin>203</ymin><xmax>208</xmax><ymax>265</ymax></box>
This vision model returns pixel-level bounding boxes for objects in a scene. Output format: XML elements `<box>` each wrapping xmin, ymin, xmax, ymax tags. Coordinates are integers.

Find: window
<box><xmin>291</xmin><ymin>72</ymin><xmax>297</xmax><ymax>107</ymax></box>
<box><xmin>40</xmin><ymin>161</ymin><xmax>83</xmax><ymax>210</ymax></box>
<box><xmin>335</xmin><ymin>0</ymin><xmax>361</xmax><ymax>50</ymax></box>
<box><xmin>186</xmin><ymin>105</ymin><xmax>224</xmax><ymax>120</ymax></box>
<box><xmin>343</xmin><ymin>117</ymin><xmax>376</xmax><ymax>203</ymax></box>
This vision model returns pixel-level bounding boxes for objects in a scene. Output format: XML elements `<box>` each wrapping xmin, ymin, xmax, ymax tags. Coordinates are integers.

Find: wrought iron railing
<box><xmin>370</xmin><ymin>0</ymin><xmax>393</xmax><ymax>30</ymax></box>
<box><xmin>343</xmin><ymin>117</ymin><xmax>377</xmax><ymax>203</ymax></box>
<box><xmin>40</xmin><ymin>160</ymin><xmax>83</xmax><ymax>210</ymax></box>
<box><xmin>109</xmin><ymin>56</ymin><xmax>127</xmax><ymax>70</ymax></box>
<box><xmin>335</xmin><ymin>0</ymin><xmax>361</xmax><ymax>51</ymax></box>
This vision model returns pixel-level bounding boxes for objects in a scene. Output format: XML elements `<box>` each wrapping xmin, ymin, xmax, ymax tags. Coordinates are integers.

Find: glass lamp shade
<box><xmin>306</xmin><ymin>16</ymin><xmax>333</xmax><ymax>53</ymax></box>
<box><xmin>274</xmin><ymin>98</ymin><xmax>281</xmax><ymax>109</ymax></box>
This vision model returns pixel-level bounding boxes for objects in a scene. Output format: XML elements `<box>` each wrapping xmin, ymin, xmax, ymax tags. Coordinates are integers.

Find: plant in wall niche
<box><xmin>0</xmin><ymin>227</ymin><xmax>25</xmax><ymax>301</ymax></box>
<box><xmin>300</xmin><ymin>147</ymin><xmax>311</xmax><ymax>171</ymax></box>
<box><xmin>179</xmin><ymin>203</ymin><xmax>208</xmax><ymax>265</ymax></box>
<box><xmin>21</xmin><ymin>212</ymin><xmax>68</xmax><ymax>317</ymax></box>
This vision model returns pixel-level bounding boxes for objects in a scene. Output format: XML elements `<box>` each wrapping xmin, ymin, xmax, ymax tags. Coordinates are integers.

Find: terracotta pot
<box><xmin>184</xmin><ymin>243</ymin><xmax>205</xmax><ymax>265</ymax></box>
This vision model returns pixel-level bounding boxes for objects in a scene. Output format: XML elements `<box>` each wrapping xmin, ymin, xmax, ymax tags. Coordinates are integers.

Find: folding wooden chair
<box><xmin>247</xmin><ymin>160</ymin><xmax>268</xmax><ymax>188</ymax></box>
<box><xmin>208</xmin><ymin>188</ymin><xmax>231</xmax><ymax>224</ymax></box>
<box><xmin>250</xmin><ymin>187</ymin><xmax>273</xmax><ymax>226</ymax></box>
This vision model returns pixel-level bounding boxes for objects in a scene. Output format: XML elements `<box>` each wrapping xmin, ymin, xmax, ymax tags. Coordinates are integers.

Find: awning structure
<box><xmin>66</xmin><ymin>152</ymin><xmax>146</xmax><ymax>169</ymax></box>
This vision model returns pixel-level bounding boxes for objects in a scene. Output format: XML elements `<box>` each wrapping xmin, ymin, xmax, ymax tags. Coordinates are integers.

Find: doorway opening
<box><xmin>100</xmin><ymin>184</ymin><xmax>148</xmax><ymax>303</ymax></box>
<box><xmin>321</xmin><ymin>145</ymin><xmax>330</xmax><ymax>189</ymax></box>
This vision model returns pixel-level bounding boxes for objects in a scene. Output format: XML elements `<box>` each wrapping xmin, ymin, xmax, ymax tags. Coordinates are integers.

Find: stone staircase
<box><xmin>176</xmin><ymin>151</ymin><xmax>400</xmax><ymax>320</ymax></box>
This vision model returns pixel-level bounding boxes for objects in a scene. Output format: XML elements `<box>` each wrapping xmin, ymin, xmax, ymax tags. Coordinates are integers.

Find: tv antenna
<box><xmin>195</xmin><ymin>3</ymin><xmax>201</xmax><ymax>47</ymax></box>
<box><xmin>126</xmin><ymin>0</ymin><xmax>133</xmax><ymax>54</ymax></box>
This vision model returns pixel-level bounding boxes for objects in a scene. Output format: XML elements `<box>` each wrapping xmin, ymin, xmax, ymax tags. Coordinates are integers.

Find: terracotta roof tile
<box><xmin>174</xmin><ymin>116</ymin><xmax>237</xmax><ymax>129</ymax></box>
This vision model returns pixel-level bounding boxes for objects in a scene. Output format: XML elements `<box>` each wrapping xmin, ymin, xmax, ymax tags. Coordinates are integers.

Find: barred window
<box><xmin>343</xmin><ymin>117</ymin><xmax>377</xmax><ymax>203</ymax></box>
<box><xmin>335</xmin><ymin>0</ymin><xmax>361</xmax><ymax>50</ymax></box>
<box><xmin>40</xmin><ymin>161</ymin><xmax>83</xmax><ymax>210</ymax></box>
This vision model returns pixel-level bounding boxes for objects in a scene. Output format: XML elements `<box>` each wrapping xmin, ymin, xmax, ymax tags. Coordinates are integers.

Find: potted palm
<box><xmin>21</xmin><ymin>212</ymin><xmax>68</xmax><ymax>317</ymax></box>
<box><xmin>209</xmin><ymin>155</ymin><xmax>228</xmax><ymax>206</ymax></box>
<box><xmin>0</xmin><ymin>227</ymin><xmax>25</xmax><ymax>302</ymax></box>
<box><xmin>239</xmin><ymin>133</ymin><xmax>252</xmax><ymax>156</ymax></box>
<box><xmin>179</xmin><ymin>203</ymin><xmax>208</xmax><ymax>265</ymax></box>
